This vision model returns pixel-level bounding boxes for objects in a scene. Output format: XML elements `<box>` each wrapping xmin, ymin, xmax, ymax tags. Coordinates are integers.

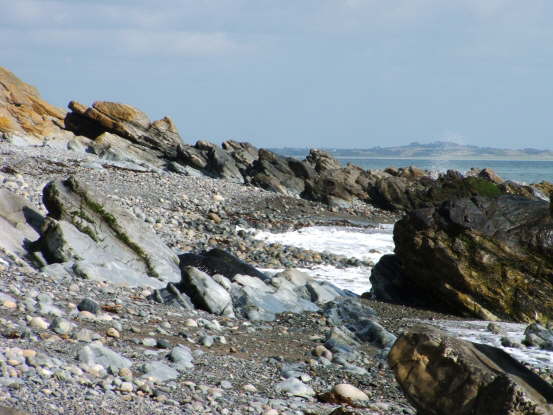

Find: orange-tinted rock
<box><xmin>0</xmin><ymin>67</ymin><xmax>68</xmax><ymax>139</ymax></box>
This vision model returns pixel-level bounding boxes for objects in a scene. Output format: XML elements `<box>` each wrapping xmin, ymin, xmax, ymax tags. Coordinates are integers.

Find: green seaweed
<box><xmin>64</xmin><ymin>177</ymin><xmax>159</xmax><ymax>278</ymax></box>
<box><xmin>465</xmin><ymin>177</ymin><xmax>501</xmax><ymax>198</ymax></box>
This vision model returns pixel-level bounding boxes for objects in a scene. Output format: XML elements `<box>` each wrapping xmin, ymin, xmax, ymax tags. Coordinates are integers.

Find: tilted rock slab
<box><xmin>38</xmin><ymin>176</ymin><xmax>180</xmax><ymax>286</ymax></box>
<box><xmin>389</xmin><ymin>326</ymin><xmax>553</xmax><ymax>415</ymax></box>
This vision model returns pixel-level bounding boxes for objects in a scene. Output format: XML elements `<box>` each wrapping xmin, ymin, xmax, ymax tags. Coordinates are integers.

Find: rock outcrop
<box><xmin>64</xmin><ymin>100</ymin><xmax>183</xmax><ymax>168</ymax></box>
<box><xmin>389</xmin><ymin>326</ymin><xmax>553</xmax><ymax>415</ymax></box>
<box><xmin>0</xmin><ymin>67</ymin><xmax>74</xmax><ymax>143</ymax></box>
<box><xmin>176</xmin><ymin>142</ymin><xmax>546</xmax><ymax>211</ymax></box>
<box><xmin>370</xmin><ymin>195</ymin><xmax>553</xmax><ymax>323</ymax></box>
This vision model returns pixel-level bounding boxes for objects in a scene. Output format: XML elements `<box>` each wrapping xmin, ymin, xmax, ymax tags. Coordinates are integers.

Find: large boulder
<box><xmin>389</xmin><ymin>326</ymin><xmax>553</xmax><ymax>415</ymax></box>
<box><xmin>370</xmin><ymin>195</ymin><xmax>553</xmax><ymax>323</ymax></box>
<box><xmin>204</xmin><ymin>145</ymin><xmax>244</xmax><ymax>183</ymax></box>
<box><xmin>230</xmin><ymin>274</ymin><xmax>319</xmax><ymax>321</ymax></box>
<box><xmin>35</xmin><ymin>176</ymin><xmax>180</xmax><ymax>286</ymax></box>
<box><xmin>304</xmin><ymin>165</ymin><xmax>372</xmax><ymax>207</ymax></box>
<box><xmin>305</xmin><ymin>149</ymin><xmax>341</xmax><ymax>173</ymax></box>
<box><xmin>179</xmin><ymin>267</ymin><xmax>235</xmax><ymax>317</ymax></box>
<box><xmin>86</xmin><ymin>132</ymin><xmax>164</xmax><ymax>168</ymax></box>
<box><xmin>178</xmin><ymin>248</ymin><xmax>269</xmax><ymax>282</ymax></box>
<box><xmin>175</xmin><ymin>141</ymin><xmax>245</xmax><ymax>182</ymax></box>
<box><xmin>222</xmin><ymin>140</ymin><xmax>259</xmax><ymax>174</ymax></box>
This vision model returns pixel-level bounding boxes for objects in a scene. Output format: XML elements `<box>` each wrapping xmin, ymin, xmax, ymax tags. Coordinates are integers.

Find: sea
<box><xmin>245</xmin><ymin>158</ymin><xmax>553</xmax><ymax>369</ymax></box>
<box><xmin>337</xmin><ymin>158</ymin><xmax>553</xmax><ymax>184</ymax></box>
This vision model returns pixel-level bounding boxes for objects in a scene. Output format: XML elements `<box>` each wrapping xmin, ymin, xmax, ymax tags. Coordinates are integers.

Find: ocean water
<box><xmin>337</xmin><ymin>158</ymin><xmax>553</xmax><ymax>184</ymax></box>
<box><xmin>247</xmin><ymin>224</ymin><xmax>553</xmax><ymax>369</ymax></box>
<box><xmin>254</xmin><ymin>224</ymin><xmax>394</xmax><ymax>294</ymax></box>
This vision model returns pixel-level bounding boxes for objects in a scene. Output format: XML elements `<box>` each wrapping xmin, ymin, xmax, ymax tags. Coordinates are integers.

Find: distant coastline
<box><xmin>270</xmin><ymin>141</ymin><xmax>553</xmax><ymax>161</ymax></box>
<box><xmin>330</xmin><ymin>156</ymin><xmax>553</xmax><ymax>161</ymax></box>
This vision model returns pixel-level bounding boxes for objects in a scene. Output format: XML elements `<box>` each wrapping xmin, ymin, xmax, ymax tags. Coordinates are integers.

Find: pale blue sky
<box><xmin>2</xmin><ymin>1</ymin><xmax>552</xmax><ymax>149</ymax></box>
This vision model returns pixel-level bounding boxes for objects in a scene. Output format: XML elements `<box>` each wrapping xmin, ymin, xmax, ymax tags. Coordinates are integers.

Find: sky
<box><xmin>1</xmin><ymin>0</ymin><xmax>553</xmax><ymax>150</ymax></box>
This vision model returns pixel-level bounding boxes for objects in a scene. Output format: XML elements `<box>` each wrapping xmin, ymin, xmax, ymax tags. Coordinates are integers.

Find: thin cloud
<box><xmin>2</xmin><ymin>28</ymin><xmax>244</xmax><ymax>58</ymax></box>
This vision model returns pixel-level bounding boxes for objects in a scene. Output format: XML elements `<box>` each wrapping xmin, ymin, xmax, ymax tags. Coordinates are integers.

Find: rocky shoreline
<box><xmin>0</xmin><ymin>143</ymin><xmax>417</xmax><ymax>415</ymax></box>
<box><xmin>1</xmin><ymin>66</ymin><xmax>553</xmax><ymax>414</ymax></box>
<box><xmin>0</xmin><ymin>142</ymin><xmax>550</xmax><ymax>415</ymax></box>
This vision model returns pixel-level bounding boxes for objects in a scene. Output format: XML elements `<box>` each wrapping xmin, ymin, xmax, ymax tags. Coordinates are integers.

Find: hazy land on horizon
<box><xmin>271</xmin><ymin>141</ymin><xmax>553</xmax><ymax>161</ymax></box>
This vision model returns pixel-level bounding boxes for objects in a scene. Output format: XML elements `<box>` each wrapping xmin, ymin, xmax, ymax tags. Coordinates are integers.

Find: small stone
<box><xmin>183</xmin><ymin>319</ymin><xmax>198</xmax><ymax>327</ymax></box>
<box><xmin>313</xmin><ymin>345</ymin><xmax>333</xmax><ymax>360</ymax></box>
<box><xmin>274</xmin><ymin>378</ymin><xmax>315</xmax><ymax>398</ymax></box>
<box><xmin>119</xmin><ymin>382</ymin><xmax>134</xmax><ymax>393</ymax></box>
<box><xmin>243</xmin><ymin>384</ymin><xmax>257</xmax><ymax>392</ymax></box>
<box><xmin>119</xmin><ymin>367</ymin><xmax>133</xmax><ymax>379</ymax></box>
<box><xmin>78</xmin><ymin>311</ymin><xmax>96</xmax><ymax>320</ymax></box>
<box><xmin>219</xmin><ymin>380</ymin><xmax>232</xmax><ymax>389</ymax></box>
<box><xmin>321</xmin><ymin>384</ymin><xmax>369</xmax><ymax>404</ymax></box>
<box><xmin>29</xmin><ymin>317</ymin><xmax>49</xmax><ymax>330</ymax></box>
<box><xmin>49</xmin><ymin>317</ymin><xmax>73</xmax><ymax>335</ymax></box>
<box><xmin>208</xmin><ymin>212</ymin><xmax>221</xmax><ymax>223</ymax></box>
<box><xmin>156</xmin><ymin>339</ymin><xmax>171</xmax><ymax>349</ymax></box>
<box><xmin>200</xmin><ymin>335</ymin><xmax>214</xmax><ymax>347</ymax></box>
<box><xmin>141</xmin><ymin>361</ymin><xmax>178</xmax><ymax>382</ymax></box>
<box><xmin>77</xmin><ymin>298</ymin><xmax>100</xmax><ymax>314</ymax></box>
<box><xmin>3</xmin><ymin>300</ymin><xmax>16</xmax><ymax>309</ymax></box>
<box><xmin>106</xmin><ymin>328</ymin><xmax>120</xmax><ymax>338</ymax></box>
<box><xmin>74</xmin><ymin>328</ymin><xmax>98</xmax><ymax>342</ymax></box>
<box><xmin>22</xmin><ymin>349</ymin><xmax>36</xmax><ymax>358</ymax></box>
<box><xmin>142</xmin><ymin>338</ymin><xmax>157</xmax><ymax>347</ymax></box>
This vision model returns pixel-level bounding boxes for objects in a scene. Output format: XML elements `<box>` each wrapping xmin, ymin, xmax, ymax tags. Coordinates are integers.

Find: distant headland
<box><xmin>271</xmin><ymin>141</ymin><xmax>553</xmax><ymax>161</ymax></box>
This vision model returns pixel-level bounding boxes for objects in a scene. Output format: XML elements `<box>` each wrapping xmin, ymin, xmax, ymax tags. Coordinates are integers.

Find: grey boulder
<box><xmin>179</xmin><ymin>267</ymin><xmax>235</xmax><ymax>318</ymax></box>
<box><xmin>78</xmin><ymin>342</ymin><xmax>132</xmax><ymax>371</ymax></box>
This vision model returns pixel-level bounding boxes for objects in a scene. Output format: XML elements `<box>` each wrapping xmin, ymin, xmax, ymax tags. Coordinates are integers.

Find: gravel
<box><xmin>0</xmin><ymin>142</ymin><xmax>543</xmax><ymax>415</ymax></box>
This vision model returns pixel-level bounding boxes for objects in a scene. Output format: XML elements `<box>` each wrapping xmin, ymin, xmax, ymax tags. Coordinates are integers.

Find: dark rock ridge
<box><xmin>178</xmin><ymin>248</ymin><xmax>270</xmax><ymax>282</ymax></box>
<box><xmin>370</xmin><ymin>195</ymin><xmax>553</xmax><ymax>323</ymax></box>
<box><xmin>61</xmin><ymin>100</ymin><xmax>547</xmax><ymax>210</ymax></box>
<box><xmin>389</xmin><ymin>326</ymin><xmax>553</xmax><ymax>415</ymax></box>
<box><xmin>175</xmin><ymin>142</ymin><xmax>545</xmax><ymax>211</ymax></box>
